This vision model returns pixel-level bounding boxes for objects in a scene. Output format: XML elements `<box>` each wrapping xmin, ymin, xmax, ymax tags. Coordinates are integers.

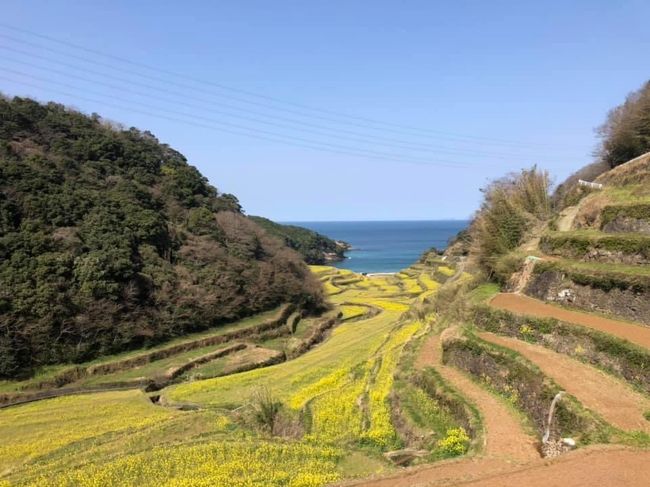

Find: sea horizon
<box><xmin>287</xmin><ymin>220</ymin><xmax>469</xmax><ymax>273</ymax></box>
<box><xmin>282</xmin><ymin>218</ymin><xmax>470</xmax><ymax>224</ymax></box>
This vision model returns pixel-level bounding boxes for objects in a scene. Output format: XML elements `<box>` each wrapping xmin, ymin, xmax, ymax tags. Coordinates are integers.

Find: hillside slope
<box><xmin>0</xmin><ymin>96</ymin><xmax>323</xmax><ymax>378</ymax></box>
<box><xmin>249</xmin><ymin>216</ymin><xmax>349</xmax><ymax>264</ymax></box>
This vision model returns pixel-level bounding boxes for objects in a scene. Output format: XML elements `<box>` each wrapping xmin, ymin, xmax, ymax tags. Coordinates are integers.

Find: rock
<box><xmin>441</xmin><ymin>326</ymin><xmax>466</xmax><ymax>347</ymax></box>
<box><xmin>603</xmin><ymin>216</ymin><xmax>650</xmax><ymax>235</ymax></box>
<box><xmin>557</xmin><ymin>288</ymin><xmax>575</xmax><ymax>302</ymax></box>
<box><xmin>541</xmin><ymin>439</ymin><xmax>571</xmax><ymax>458</ymax></box>
<box><xmin>384</xmin><ymin>448</ymin><xmax>429</xmax><ymax>466</ymax></box>
<box><xmin>562</xmin><ymin>437</ymin><xmax>576</xmax><ymax>448</ymax></box>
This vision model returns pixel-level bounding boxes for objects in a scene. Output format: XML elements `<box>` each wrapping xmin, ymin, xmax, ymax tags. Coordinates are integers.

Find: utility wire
<box><xmin>0</xmin><ymin>24</ymin><xmax>563</xmax><ymax>150</ymax></box>
<box><xmin>0</xmin><ymin>38</ymin><xmax>559</xmax><ymax>158</ymax></box>
<box><xmin>0</xmin><ymin>51</ymin><xmax>557</xmax><ymax>161</ymax></box>
<box><xmin>1</xmin><ymin>73</ymin><xmax>512</xmax><ymax>169</ymax></box>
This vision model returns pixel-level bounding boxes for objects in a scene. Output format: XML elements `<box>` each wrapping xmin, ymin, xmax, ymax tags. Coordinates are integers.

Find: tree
<box><xmin>598</xmin><ymin>80</ymin><xmax>650</xmax><ymax>168</ymax></box>
<box><xmin>0</xmin><ymin>95</ymin><xmax>324</xmax><ymax>378</ymax></box>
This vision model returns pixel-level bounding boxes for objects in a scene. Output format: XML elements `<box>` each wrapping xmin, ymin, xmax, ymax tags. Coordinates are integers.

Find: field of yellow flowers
<box><xmin>0</xmin><ymin>264</ymin><xmax>460</xmax><ymax>486</ymax></box>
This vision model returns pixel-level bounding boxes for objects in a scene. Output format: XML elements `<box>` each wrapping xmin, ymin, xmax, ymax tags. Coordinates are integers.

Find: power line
<box><xmin>0</xmin><ymin>51</ymin><xmax>559</xmax><ymax>161</ymax></box>
<box><xmin>1</xmin><ymin>73</ymin><xmax>510</xmax><ymax>169</ymax></box>
<box><xmin>0</xmin><ymin>23</ymin><xmax>563</xmax><ymax>150</ymax></box>
<box><xmin>0</xmin><ymin>34</ymin><xmax>561</xmax><ymax>156</ymax></box>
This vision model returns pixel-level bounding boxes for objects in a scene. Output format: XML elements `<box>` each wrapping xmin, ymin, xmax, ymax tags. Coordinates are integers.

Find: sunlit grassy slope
<box><xmin>0</xmin><ymin>307</ymin><xmax>283</xmax><ymax>394</ymax></box>
<box><xmin>0</xmin><ymin>264</ymin><xmax>454</xmax><ymax>486</ymax></box>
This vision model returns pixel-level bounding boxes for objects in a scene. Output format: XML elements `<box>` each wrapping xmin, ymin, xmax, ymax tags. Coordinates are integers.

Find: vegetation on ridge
<box><xmin>0</xmin><ymin>96</ymin><xmax>323</xmax><ymax>378</ymax></box>
<box><xmin>598</xmin><ymin>80</ymin><xmax>650</xmax><ymax>169</ymax></box>
<box><xmin>249</xmin><ymin>216</ymin><xmax>349</xmax><ymax>264</ymax></box>
<box><xmin>470</xmin><ymin>167</ymin><xmax>551</xmax><ymax>279</ymax></box>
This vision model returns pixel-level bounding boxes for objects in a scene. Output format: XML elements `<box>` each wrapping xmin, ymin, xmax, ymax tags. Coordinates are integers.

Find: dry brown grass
<box><xmin>572</xmin><ymin>193</ymin><xmax>610</xmax><ymax>229</ymax></box>
<box><xmin>596</xmin><ymin>151</ymin><xmax>650</xmax><ymax>186</ymax></box>
<box><xmin>471</xmin><ymin>167</ymin><xmax>551</xmax><ymax>277</ymax></box>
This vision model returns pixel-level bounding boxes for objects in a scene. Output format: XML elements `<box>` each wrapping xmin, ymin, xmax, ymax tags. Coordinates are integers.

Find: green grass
<box><xmin>0</xmin><ymin>390</ymin><xmax>178</xmax><ymax>475</ymax></box>
<box><xmin>0</xmin><ymin>364</ymin><xmax>76</xmax><ymax>394</ymax></box>
<box><xmin>467</xmin><ymin>283</ymin><xmax>501</xmax><ymax>304</ymax></box>
<box><xmin>74</xmin><ymin>343</ymin><xmax>240</xmax><ymax>386</ymax></box>
<box><xmin>0</xmin><ymin>265</ymin><xmax>467</xmax><ymax>486</ymax></box>
<box><xmin>601</xmin><ymin>202</ymin><xmax>650</xmax><ymax>226</ymax></box>
<box><xmin>533</xmin><ymin>258</ymin><xmax>650</xmax><ymax>292</ymax></box>
<box><xmin>444</xmin><ymin>331</ymin><xmax>611</xmax><ymax>445</ymax></box>
<box><xmin>597</xmin><ymin>185</ymin><xmax>650</xmax><ymax>204</ymax></box>
<box><xmin>551</xmin><ymin>258</ymin><xmax>650</xmax><ymax>277</ymax></box>
<box><xmin>0</xmin><ymin>307</ymin><xmax>283</xmax><ymax>394</ymax></box>
<box><xmin>166</xmin><ymin>308</ymin><xmax>404</xmax><ymax>407</ymax></box>
<box><xmin>437</xmin><ymin>266</ymin><xmax>455</xmax><ymax>277</ymax></box>
<box><xmin>0</xmin><ymin>392</ymin><xmax>344</xmax><ymax>486</ymax></box>
<box><xmin>540</xmin><ymin>230</ymin><xmax>650</xmax><ymax>259</ymax></box>
<box><xmin>339</xmin><ymin>304</ymin><xmax>370</xmax><ymax>321</ymax></box>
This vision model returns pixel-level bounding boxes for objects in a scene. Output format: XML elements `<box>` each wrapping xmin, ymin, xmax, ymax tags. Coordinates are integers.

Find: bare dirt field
<box><xmin>490</xmin><ymin>293</ymin><xmax>650</xmax><ymax>349</ymax></box>
<box><xmin>348</xmin><ymin>325</ymin><xmax>650</xmax><ymax>486</ymax></box>
<box><xmin>479</xmin><ymin>331</ymin><xmax>650</xmax><ymax>432</ymax></box>
<box><xmin>348</xmin><ymin>446</ymin><xmax>650</xmax><ymax>487</ymax></box>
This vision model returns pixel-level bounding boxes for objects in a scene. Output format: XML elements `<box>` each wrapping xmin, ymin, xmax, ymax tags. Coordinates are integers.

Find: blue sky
<box><xmin>1</xmin><ymin>1</ymin><xmax>649</xmax><ymax>220</ymax></box>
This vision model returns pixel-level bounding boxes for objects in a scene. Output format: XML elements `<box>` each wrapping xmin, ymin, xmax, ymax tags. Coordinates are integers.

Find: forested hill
<box><xmin>249</xmin><ymin>216</ymin><xmax>349</xmax><ymax>264</ymax></box>
<box><xmin>0</xmin><ymin>96</ymin><xmax>323</xmax><ymax>378</ymax></box>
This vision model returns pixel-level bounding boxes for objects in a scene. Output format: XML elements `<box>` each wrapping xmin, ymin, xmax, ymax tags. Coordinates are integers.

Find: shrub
<box><xmin>436</xmin><ymin>427</ymin><xmax>470</xmax><ymax>456</ymax></box>
<box><xmin>601</xmin><ymin>203</ymin><xmax>650</xmax><ymax>227</ymax></box>
<box><xmin>539</xmin><ymin>231</ymin><xmax>650</xmax><ymax>260</ymax></box>
<box><xmin>552</xmin><ymin>161</ymin><xmax>611</xmax><ymax>210</ymax></box>
<box><xmin>492</xmin><ymin>252</ymin><xmax>526</xmax><ymax>285</ymax></box>
<box><xmin>533</xmin><ymin>259</ymin><xmax>650</xmax><ymax>293</ymax></box>
<box><xmin>471</xmin><ymin>167</ymin><xmax>551</xmax><ymax>277</ymax></box>
<box><xmin>250</xmin><ymin>387</ymin><xmax>283</xmax><ymax>434</ymax></box>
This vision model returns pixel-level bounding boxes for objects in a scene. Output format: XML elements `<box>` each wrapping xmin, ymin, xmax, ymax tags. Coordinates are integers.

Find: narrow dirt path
<box><xmin>460</xmin><ymin>446</ymin><xmax>650</xmax><ymax>487</ymax></box>
<box><xmin>557</xmin><ymin>205</ymin><xmax>579</xmax><ymax>231</ymax></box>
<box><xmin>479</xmin><ymin>332</ymin><xmax>650</xmax><ymax>433</ymax></box>
<box><xmin>490</xmin><ymin>293</ymin><xmax>650</xmax><ymax>349</ymax></box>
<box><xmin>416</xmin><ymin>334</ymin><xmax>539</xmax><ymax>462</ymax></box>
<box><xmin>348</xmin><ymin>333</ymin><xmax>650</xmax><ymax>487</ymax></box>
<box><xmin>346</xmin><ymin>334</ymin><xmax>539</xmax><ymax>487</ymax></box>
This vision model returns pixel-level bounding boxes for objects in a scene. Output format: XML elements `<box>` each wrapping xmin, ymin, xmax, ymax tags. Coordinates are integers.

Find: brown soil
<box><xmin>223</xmin><ymin>346</ymin><xmax>281</xmax><ymax>374</ymax></box>
<box><xmin>350</xmin><ymin>330</ymin><xmax>650</xmax><ymax>486</ymax></box>
<box><xmin>460</xmin><ymin>447</ymin><xmax>650</xmax><ymax>487</ymax></box>
<box><xmin>490</xmin><ymin>293</ymin><xmax>650</xmax><ymax>349</ymax></box>
<box><xmin>346</xmin><ymin>446</ymin><xmax>650</xmax><ymax>487</ymax></box>
<box><xmin>557</xmin><ymin>205</ymin><xmax>580</xmax><ymax>231</ymax></box>
<box><xmin>479</xmin><ymin>332</ymin><xmax>650</xmax><ymax>433</ymax></box>
<box><xmin>416</xmin><ymin>334</ymin><xmax>539</xmax><ymax>462</ymax></box>
<box><xmin>346</xmin><ymin>333</ymin><xmax>537</xmax><ymax>487</ymax></box>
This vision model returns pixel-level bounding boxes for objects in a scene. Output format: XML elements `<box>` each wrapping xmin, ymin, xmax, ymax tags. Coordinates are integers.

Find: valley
<box><xmin>0</xmin><ymin>262</ymin><xmax>461</xmax><ymax>485</ymax></box>
<box><xmin>2</xmin><ymin>77</ymin><xmax>650</xmax><ymax>486</ymax></box>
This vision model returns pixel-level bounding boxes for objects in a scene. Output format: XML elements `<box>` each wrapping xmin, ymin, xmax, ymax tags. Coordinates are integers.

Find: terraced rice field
<box><xmin>6</xmin><ymin>252</ymin><xmax>646</xmax><ymax>487</ymax></box>
<box><xmin>0</xmin><ymin>265</ymin><xmax>451</xmax><ymax>486</ymax></box>
<box><xmin>0</xmin><ymin>306</ymin><xmax>285</xmax><ymax>395</ymax></box>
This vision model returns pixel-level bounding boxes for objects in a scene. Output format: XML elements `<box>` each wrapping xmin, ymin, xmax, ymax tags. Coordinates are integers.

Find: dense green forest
<box><xmin>0</xmin><ymin>96</ymin><xmax>323</xmax><ymax>378</ymax></box>
<box><xmin>249</xmin><ymin>216</ymin><xmax>349</xmax><ymax>264</ymax></box>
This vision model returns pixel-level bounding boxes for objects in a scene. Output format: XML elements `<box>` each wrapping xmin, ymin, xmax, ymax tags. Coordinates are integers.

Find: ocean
<box><xmin>287</xmin><ymin>220</ymin><xmax>469</xmax><ymax>274</ymax></box>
